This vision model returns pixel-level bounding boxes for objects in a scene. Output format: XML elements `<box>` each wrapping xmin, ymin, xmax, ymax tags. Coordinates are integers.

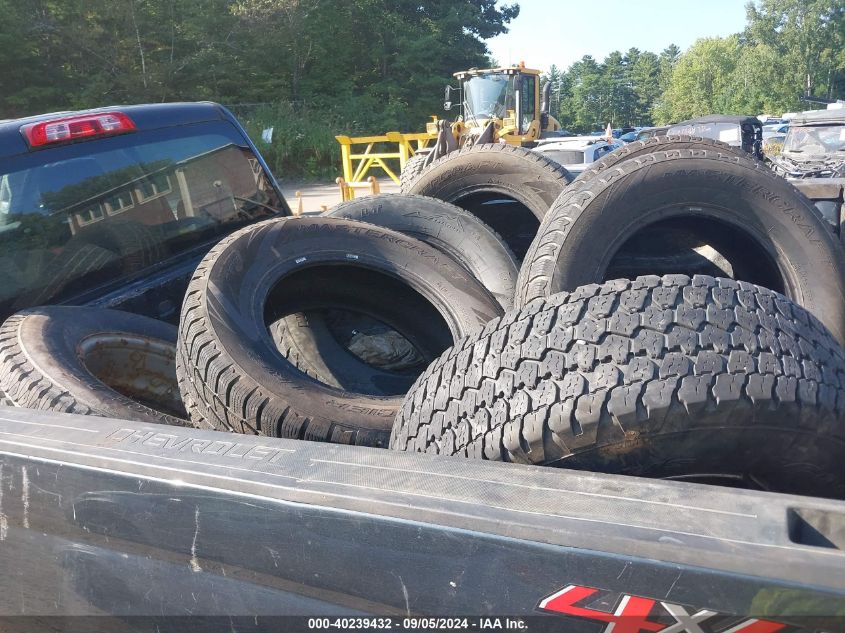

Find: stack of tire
<box><xmin>1</xmin><ymin>135</ymin><xmax>844</xmax><ymax>499</ymax></box>
<box><xmin>0</xmin><ymin>196</ymin><xmax>521</xmax><ymax>447</ymax></box>
<box><xmin>394</xmin><ymin>136</ymin><xmax>845</xmax><ymax>498</ymax></box>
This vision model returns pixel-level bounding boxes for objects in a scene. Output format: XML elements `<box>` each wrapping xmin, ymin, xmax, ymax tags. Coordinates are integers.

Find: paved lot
<box><xmin>280</xmin><ymin>178</ymin><xmax>400</xmax><ymax>215</ymax></box>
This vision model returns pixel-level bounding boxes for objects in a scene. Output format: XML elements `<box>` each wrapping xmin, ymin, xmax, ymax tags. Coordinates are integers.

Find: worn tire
<box><xmin>516</xmin><ymin>148</ymin><xmax>845</xmax><ymax>347</ymax></box>
<box><xmin>0</xmin><ymin>306</ymin><xmax>188</xmax><ymax>425</ymax></box>
<box><xmin>176</xmin><ymin>217</ymin><xmax>502</xmax><ymax>447</ymax></box>
<box><xmin>405</xmin><ymin>144</ymin><xmax>573</xmax><ymax>261</ymax></box>
<box><xmin>327</xmin><ymin>194</ymin><xmax>519</xmax><ymax>310</ymax></box>
<box><xmin>400</xmin><ymin>153</ymin><xmax>430</xmax><ymax>191</ymax></box>
<box><xmin>275</xmin><ymin>194</ymin><xmax>517</xmax><ymax>390</ymax></box>
<box><xmin>391</xmin><ymin>275</ymin><xmax>845</xmax><ymax>498</ymax></box>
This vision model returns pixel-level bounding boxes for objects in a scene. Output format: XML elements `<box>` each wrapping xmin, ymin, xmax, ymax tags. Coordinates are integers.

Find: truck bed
<box><xmin>0</xmin><ymin>407</ymin><xmax>842</xmax><ymax>631</ymax></box>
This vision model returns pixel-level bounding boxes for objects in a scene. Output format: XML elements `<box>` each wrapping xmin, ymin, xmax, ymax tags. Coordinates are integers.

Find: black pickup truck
<box><xmin>0</xmin><ymin>103</ymin><xmax>843</xmax><ymax>633</ymax></box>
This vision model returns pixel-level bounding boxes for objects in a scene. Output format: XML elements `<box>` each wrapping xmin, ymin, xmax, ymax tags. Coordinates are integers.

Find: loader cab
<box><xmin>453</xmin><ymin>64</ymin><xmax>544</xmax><ymax>143</ymax></box>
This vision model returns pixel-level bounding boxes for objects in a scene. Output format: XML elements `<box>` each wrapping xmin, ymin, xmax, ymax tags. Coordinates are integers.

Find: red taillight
<box><xmin>21</xmin><ymin>112</ymin><xmax>136</xmax><ymax>147</ymax></box>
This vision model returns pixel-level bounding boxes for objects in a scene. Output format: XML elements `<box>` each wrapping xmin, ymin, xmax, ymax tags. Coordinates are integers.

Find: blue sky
<box><xmin>487</xmin><ymin>0</ymin><xmax>750</xmax><ymax>72</ymax></box>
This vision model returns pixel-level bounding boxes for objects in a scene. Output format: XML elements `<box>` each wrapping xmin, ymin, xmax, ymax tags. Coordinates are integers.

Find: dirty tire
<box><xmin>176</xmin><ymin>217</ymin><xmax>502</xmax><ymax>447</ymax></box>
<box><xmin>400</xmin><ymin>153</ymin><xmax>430</xmax><ymax>191</ymax></box>
<box><xmin>0</xmin><ymin>306</ymin><xmax>188</xmax><ymax>425</ymax></box>
<box><xmin>515</xmin><ymin>148</ymin><xmax>845</xmax><ymax>347</ymax></box>
<box><xmin>391</xmin><ymin>275</ymin><xmax>845</xmax><ymax>498</ymax></box>
<box><xmin>327</xmin><ymin>194</ymin><xmax>519</xmax><ymax>310</ymax></box>
<box><xmin>284</xmin><ymin>194</ymin><xmax>516</xmax><ymax>391</ymax></box>
<box><xmin>405</xmin><ymin>144</ymin><xmax>573</xmax><ymax>261</ymax></box>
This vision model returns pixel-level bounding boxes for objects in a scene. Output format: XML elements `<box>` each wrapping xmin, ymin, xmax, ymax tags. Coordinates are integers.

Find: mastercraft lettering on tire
<box><xmin>391</xmin><ymin>275</ymin><xmax>845</xmax><ymax>498</ymax></box>
<box><xmin>176</xmin><ymin>216</ymin><xmax>502</xmax><ymax>447</ymax></box>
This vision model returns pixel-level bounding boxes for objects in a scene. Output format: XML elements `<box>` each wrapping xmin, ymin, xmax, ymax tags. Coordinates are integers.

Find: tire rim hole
<box><xmin>605</xmin><ymin>217</ymin><xmax>786</xmax><ymax>294</ymax></box>
<box><xmin>77</xmin><ymin>334</ymin><xmax>187</xmax><ymax>419</ymax></box>
<box><xmin>263</xmin><ymin>265</ymin><xmax>454</xmax><ymax>396</ymax></box>
<box><xmin>451</xmin><ymin>192</ymin><xmax>539</xmax><ymax>263</ymax></box>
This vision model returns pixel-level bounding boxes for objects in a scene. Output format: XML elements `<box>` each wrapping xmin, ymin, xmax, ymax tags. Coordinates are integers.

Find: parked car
<box><xmin>532</xmin><ymin>135</ymin><xmax>623</xmax><ymax>176</ymax></box>
<box><xmin>770</xmin><ymin>108</ymin><xmax>845</xmax><ymax>179</ymax></box>
<box><xmin>767</xmin><ymin>109</ymin><xmax>845</xmax><ymax>230</ymax></box>
<box><xmin>612</xmin><ymin>126</ymin><xmax>637</xmax><ymax>138</ymax></box>
<box><xmin>618</xmin><ymin>128</ymin><xmax>644</xmax><ymax>142</ymax></box>
<box><xmin>634</xmin><ymin>125</ymin><xmax>670</xmax><ymax>141</ymax></box>
<box><xmin>664</xmin><ymin>114</ymin><xmax>764</xmax><ymax>159</ymax></box>
<box><xmin>763</xmin><ymin>123</ymin><xmax>789</xmax><ymax>139</ymax></box>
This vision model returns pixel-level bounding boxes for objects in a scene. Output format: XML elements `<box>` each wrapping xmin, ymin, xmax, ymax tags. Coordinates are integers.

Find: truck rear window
<box><xmin>0</xmin><ymin>121</ymin><xmax>282</xmax><ymax>318</ymax></box>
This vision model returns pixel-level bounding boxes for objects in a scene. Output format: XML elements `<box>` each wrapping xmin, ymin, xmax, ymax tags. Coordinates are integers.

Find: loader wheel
<box><xmin>176</xmin><ymin>217</ymin><xmax>501</xmax><ymax>447</ymax></box>
<box><xmin>400</xmin><ymin>153</ymin><xmax>430</xmax><ymax>190</ymax></box>
<box><xmin>0</xmin><ymin>306</ymin><xmax>189</xmax><ymax>425</ymax></box>
<box><xmin>405</xmin><ymin>144</ymin><xmax>572</xmax><ymax>261</ymax></box>
<box><xmin>391</xmin><ymin>275</ymin><xmax>845</xmax><ymax>499</ymax></box>
<box><xmin>515</xmin><ymin>147</ymin><xmax>845</xmax><ymax>348</ymax></box>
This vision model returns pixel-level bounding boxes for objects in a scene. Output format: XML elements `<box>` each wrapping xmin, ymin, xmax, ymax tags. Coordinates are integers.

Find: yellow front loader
<box><xmin>403</xmin><ymin>62</ymin><xmax>565</xmax><ymax>178</ymax></box>
<box><xmin>336</xmin><ymin>63</ymin><xmax>565</xmax><ymax>188</ymax></box>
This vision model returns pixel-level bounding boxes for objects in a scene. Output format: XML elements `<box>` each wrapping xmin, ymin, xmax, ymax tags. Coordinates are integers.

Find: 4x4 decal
<box><xmin>538</xmin><ymin>584</ymin><xmax>794</xmax><ymax>633</ymax></box>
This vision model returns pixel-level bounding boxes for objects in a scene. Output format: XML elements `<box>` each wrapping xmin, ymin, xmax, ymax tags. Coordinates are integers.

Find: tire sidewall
<box><xmin>327</xmin><ymin>194</ymin><xmax>519</xmax><ymax>310</ymax></box>
<box><xmin>195</xmin><ymin>217</ymin><xmax>501</xmax><ymax>435</ymax></box>
<box><xmin>406</xmin><ymin>145</ymin><xmax>571</xmax><ymax>221</ymax></box>
<box><xmin>8</xmin><ymin>307</ymin><xmax>184</xmax><ymax>425</ymax></box>
<box><xmin>528</xmin><ymin>152</ymin><xmax>845</xmax><ymax>345</ymax></box>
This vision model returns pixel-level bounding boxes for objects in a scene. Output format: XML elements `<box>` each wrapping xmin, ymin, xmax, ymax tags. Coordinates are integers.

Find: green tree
<box><xmin>745</xmin><ymin>0</ymin><xmax>845</xmax><ymax>107</ymax></box>
<box><xmin>600</xmin><ymin>50</ymin><xmax>636</xmax><ymax>127</ymax></box>
<box><xmin>652</xmin><ymin>43</ymin><xmax>681</xmax><ymax>122</ymax></box>
<box><xmin>566</xmin><ymin>55</ymin><xmax>604</xmax><ymax>131</ymax></box>
<box><xmin>631</xmin><ymin>51</ymin><xmax>660</xmax><ymax>125</ymax></box>
<box><xmin>660</xmin><ymin>36</ymin><xmax>741</xmax><ymax>121</ymax></box>
<box><xmin>542</xmin><ymin>64</ymin><xmax>563</xmax><ymax>117</ymax></box>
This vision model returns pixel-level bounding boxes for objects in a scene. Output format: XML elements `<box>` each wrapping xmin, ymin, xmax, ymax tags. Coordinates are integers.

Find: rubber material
<box><xmin>391</xmin><ymin>275</ymin><xmax>845</xmax><ymax>498</ymax></box>
<box><xmin>326</xmin><ymin>194</ymin><xmax>519</xmax><ymax>310</ymax></box>
<box><xmin>399</xmin><ymin>153</ymin><xmax>429</xmax><ymax>190</ymax></box>
<box><xmin>269</xmin><ymin>194</ymin><xmax>519</xmax><ymax>392</ymax></box>
<box><xmin>404</xmin><ymin>144</ymin><xmax>573</xmax><ymax>260</ymax></box>
<box><xmin>176</xmin><ymin>217</ymin><xmax>502</xmax><ymax>447</ymax></box>
<box><xmin>0</xmin><ymin>306</ymin><xmax>188</xmax><ymax>425</ymax></box>
<box><xmin>572</xmin><ymin>135</ymin><xmax>752</xmax><ymax>186</ymax></box>
<box><xmin>269</xmin><ymin>309</ymin><xmax>425</xmax><ymax>395</ymax></box>
<box><xmin>515</xmin><ymin>148</ymin><xmax>845</xmax><ymax>347</ymax></box>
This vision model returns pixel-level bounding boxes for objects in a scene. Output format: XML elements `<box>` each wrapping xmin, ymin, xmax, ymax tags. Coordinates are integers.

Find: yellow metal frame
<box><xmin>336</xmin><ymin>132</ymin><xmax>435</xmax><ymax>185</ymax></box>
<box><xmin>335</xmin><ymin>176</ymin><xmax>381</xmax><ymax>202</ymax></box>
